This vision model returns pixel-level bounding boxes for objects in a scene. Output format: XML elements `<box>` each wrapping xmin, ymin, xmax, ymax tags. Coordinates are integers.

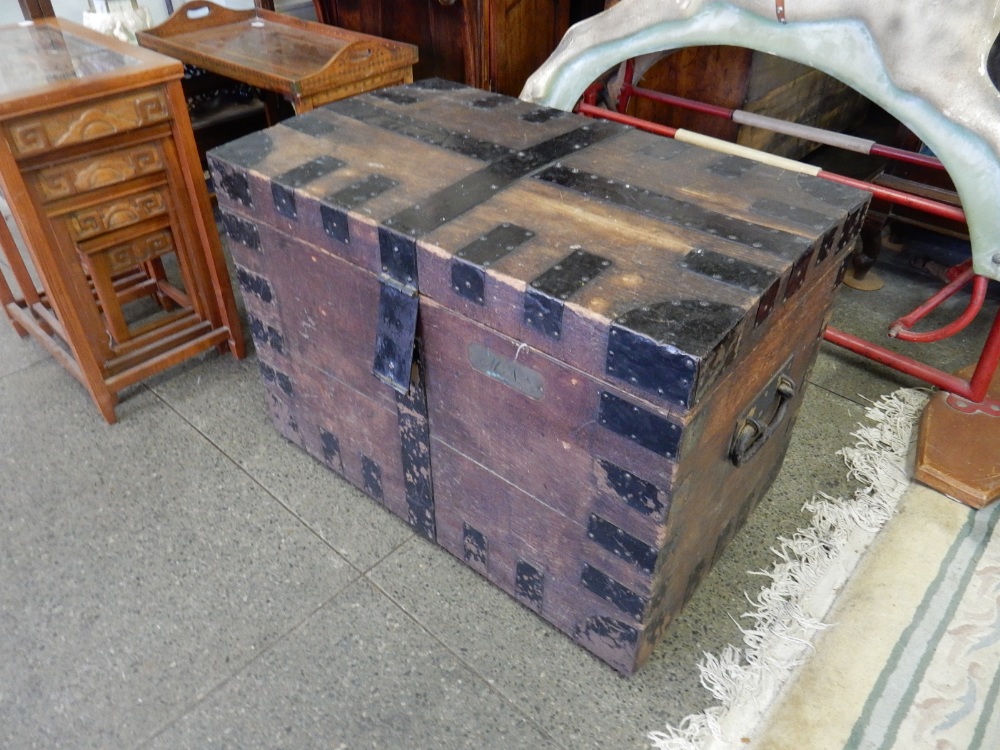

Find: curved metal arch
<box><xmin>520</xmin><ymin>4</ymin><xmax>1000</xmax><ymax>282</ymax></box>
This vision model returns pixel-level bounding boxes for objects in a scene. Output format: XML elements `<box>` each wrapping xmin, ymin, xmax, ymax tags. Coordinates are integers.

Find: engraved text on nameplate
<box><xmin>468</xmin><ymin>342</ymin><xmax>544</xmax><ymax>400</ymax></box>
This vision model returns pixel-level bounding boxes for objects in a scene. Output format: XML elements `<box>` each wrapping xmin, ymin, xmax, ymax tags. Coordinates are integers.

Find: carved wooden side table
<box><xmin>0</xmin><ymin>18</ymin><xmax>244</xmax><ymax>423</ymax></box>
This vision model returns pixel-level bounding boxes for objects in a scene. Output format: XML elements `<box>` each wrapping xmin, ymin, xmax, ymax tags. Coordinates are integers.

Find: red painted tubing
<box><xmin>891</xmin><ymin>269</ymin><xmax>986</xmax><ymax>343</ymax></box>
<box><xmin>818</xmin><ymin>171</ymin><xmax>966</xmax><ymax>223</ymax></box>
<box><xmin>823</xmin><ymin>326</ymin><xmax>974</xmax><ymax>397</ymax></box>
<box><xmin>576</xmin><ymin>104</ymin><xmax>966</xmax><ymax>224</ymax></box>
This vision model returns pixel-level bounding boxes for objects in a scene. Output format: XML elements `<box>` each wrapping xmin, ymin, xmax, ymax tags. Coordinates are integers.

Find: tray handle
<box><xmin>148</xmin><ymin>0</ymin><xmax>253</xmax><ymax>37</ymax></box>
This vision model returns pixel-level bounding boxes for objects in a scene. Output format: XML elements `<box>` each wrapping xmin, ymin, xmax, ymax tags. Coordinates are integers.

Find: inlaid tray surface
<box><xmin>0</xmin><ymin>25</ymin><xmax>139</xmax><ymax>95</ymax></box>
<box><xmin>138</xmin><ymin>1</ymin><xmax>417</xmax><ymax>98</ymax></box>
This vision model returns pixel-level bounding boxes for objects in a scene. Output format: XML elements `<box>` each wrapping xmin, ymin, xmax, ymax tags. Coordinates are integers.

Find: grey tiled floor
<box><xmin>0</xmin><ymin>211</ymin><xmax>994</xmax><ymax>747</ymax></box>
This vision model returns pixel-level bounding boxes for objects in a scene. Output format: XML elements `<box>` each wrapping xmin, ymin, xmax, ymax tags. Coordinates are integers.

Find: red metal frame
<box><xmin>577</xmin><ymin>65</ymin><xmax>1000</xmax><ymax>405</ymax></box>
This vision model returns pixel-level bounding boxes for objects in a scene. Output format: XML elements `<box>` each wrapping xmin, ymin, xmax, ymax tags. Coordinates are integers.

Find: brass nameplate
<box><xmin>468</xmin><ymin>342</ymin><xmax>544</xmax><ymax>400</ymax></box>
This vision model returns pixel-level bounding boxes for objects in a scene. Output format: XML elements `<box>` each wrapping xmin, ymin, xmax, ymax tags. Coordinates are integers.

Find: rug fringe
<box><xmin>649</xmin><ymin>388</ymin><xmax>929</xmax><ymax>750</ymax></box>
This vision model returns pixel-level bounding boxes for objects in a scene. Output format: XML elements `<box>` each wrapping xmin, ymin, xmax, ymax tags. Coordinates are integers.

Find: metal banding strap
<box><xmin>536</xmin><ymin>164</ymin><xmax>811</xmax><ymax>261</ymax></box>
<box><xmin>587</xmin><ymin>514</ymin><xmax>659</xmax><ymax>574</ymax></box>
<box><xmin>247</xmin><ymin>315</ymin><xmax>284</xmax><ymax>354</ymax></box>
<box><xmin>258</xmin><ymin>361</ymin><xmax>294</xmax><ymax>398</ymax></box>
<box><xmin>520</xmin><ymin>107</ymin><xmax>567</xmax><ymax>124</ymax></box>
<box><xmin>361</xmin><ymin>455</ymin><xmax>384</xmax><ymax>501</ymax></box>
<box><xmin>321</xmin><ymin>174</ymin><xmax>399</xmax><ymax>245</ymax></box>
<box><xmin>282</xmin><ymin>111</ymin><xmax>339</xmax><ymax>137</ymax></box>
<box><xmin>384</xmin><ymin>122</ymin><xmax>621</xmax><ymax>238</ymax></box>
<box><xmin>395</xmin><ymin>345</ymin><xmax>435</xmax><ymax>539</ymax></box>
<box><xmin>580</xmin><ymin>563</ymin><xmax>648</xmax><ymax>622</ymax></box>
<box><xmin>596</xmin><ymin>458</ymin><xmax>667</xmax><ymax>518</ymax></box>
<box><xmin>236</xmin><ymin>267</ymin><xmax>273</xmax><ymax>304</ymax></box>
<box><xmin>515</xmin><ymin>559</ymin><xmax>545</xmax><ymax>611</ymax></box>
<box><xmin>679</xmin><ymin>247</ymin><xmax>782</xmax><ymax>326</ymax></box>
<box><xmin>370</xmin><ymin>88</ymin><xmax>419</xmax><ymax>105</ymax></box>
<box><xmin>319</xmin><ymin>429</ymin><xmax>343</xmax><ymax>473</ymax></box>
<box><xmin>452</xmin><ymin>223</ymin><xmax>534</xmax><ymax>305</ymax></box>
<box><xmin>598</xmin><ymin>391</ymin><xmax>682</xmax><ymax>459</ymax></box>
<box><xmin>606</xmin><ymin>299</ymin><xmax>745</xmax><ymax>407</ymax></box>
<box><xmin>220</xmin><ymin>211</ymin><xmax>260</xmax><ymax>252</ymax></box>
<box><xmin>463</xmin><ymin>523</ymin><xmax>488</xmax><ymax>573</ymax></box>
<box><xmin>328</xmin><ymin>96</ymin><xmax>514</xmax><ymax>162</ymax></box>
<box><xmin>524</xmin><ymin>248</ymin><xmax>612</xmax><ymax>339</ymax></box>
<box><xmin>374</xmin><ymin>231</ymin><xmax>420</xmax><ymax>393</ymax></box>
<box><xmin>271</xmin><ymin>155</ymin><xmax>346</xmax><ymax>220</ymax></box>
<box><xmin>680</xmin><ymin>247</ymin><xmax>779</xmax><ymax>293</ymax></box>
<box><xmin>470</xmin><ymin>93</ymin><xmax>511</xmax><ymax>109</ymax></box>
<box><xmin>372</xmin><ymin>281</ymin><xmax>419</xmax><ymax>391</ymax></box>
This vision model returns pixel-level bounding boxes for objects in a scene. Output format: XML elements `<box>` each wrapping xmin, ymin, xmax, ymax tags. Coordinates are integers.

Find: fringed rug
<box><xmin>649</xmin><ymin>388</ymin><xmax>1000</xmax><ymax>749</ymax></box>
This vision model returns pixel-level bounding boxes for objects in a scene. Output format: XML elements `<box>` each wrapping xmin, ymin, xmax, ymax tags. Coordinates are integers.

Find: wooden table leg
<box><xmin>916</xmin><ymin>364</ymin><xmax>1000</xmax><ymax>508</ymax></box>
<box><xmin>0</xmin><ymin>212</ymin><xmax>31</xmax><ymax>336</ymax></box>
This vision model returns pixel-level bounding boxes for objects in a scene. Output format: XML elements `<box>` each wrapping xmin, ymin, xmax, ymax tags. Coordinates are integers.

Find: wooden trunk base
<box><xmin>915</xmin><ymin>367</ymin><xmax>1000</xmax><ymax>509</ymax></box>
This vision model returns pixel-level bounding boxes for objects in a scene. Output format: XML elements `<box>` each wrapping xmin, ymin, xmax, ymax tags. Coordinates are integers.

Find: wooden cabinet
<box><xmin>0</xmin><ymin>18</ymin><xmax>244</xmax><ymax>422</ymax></box>
<box><xmin>313</xmin><ymin>0</ymin><xmax>572</xmax><ymax>95</ymax></box>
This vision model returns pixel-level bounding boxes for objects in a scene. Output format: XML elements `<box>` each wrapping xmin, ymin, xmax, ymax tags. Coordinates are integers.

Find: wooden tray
<box><xmin>138</xmin><ymin>1</ymin><xmax>417</xmax><ymax>108</ymax></box>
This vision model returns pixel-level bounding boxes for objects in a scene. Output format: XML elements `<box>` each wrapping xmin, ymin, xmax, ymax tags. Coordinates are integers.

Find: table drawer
<box><xmin>33</xmin><ymin>140</ymin><xmax>167</xmax><ymax>203</ymax></box>
<box><xmin>5</xmin><ymin>88</ymin><xmax>171</xmax><ymax>159</ymax></box>
<box><xmin>80</xmin><ymin>222</ymin><xmax>176</xmax><ymax>278</ymax></box>
<box><xmin>64</xmin><ymin>181</ymin><xmax>172</xmax><ymax>242</ymax></box>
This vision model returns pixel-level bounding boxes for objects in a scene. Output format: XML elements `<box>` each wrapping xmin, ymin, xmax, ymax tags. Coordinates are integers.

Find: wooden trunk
<box><xmin>210</xmin><ymin>81</ymin><xmax>869</xmax><ymax>674</ymax></box>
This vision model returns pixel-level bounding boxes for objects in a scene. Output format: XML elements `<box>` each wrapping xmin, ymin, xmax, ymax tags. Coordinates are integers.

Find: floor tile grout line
<box><xmin>806</xmin><ymin>370</ymin><xmax>896</xmax><ymax>409</ymax></box>
<box><xmin>362</xmin><ymin>571</ymin><xmax>573</xmax><ymax>750</ymax></box>
<box><xmin>0</xmin><ymin>344</ymin><xmax>53</xmax><ymax>383</ymax></box>
<box><xmin>134</xmin><ymin>580</ymin><xmax>364</xmax><ymax>750</ymax></box>
<box><xmin>141</xmin><ymin>382</ymin><xmax>371</xmax><ymax>570</ymax></box>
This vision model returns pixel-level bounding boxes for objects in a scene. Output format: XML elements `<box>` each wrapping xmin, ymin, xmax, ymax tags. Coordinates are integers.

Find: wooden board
<box><xmin>313</xmin><ymin>0</ymin><xmax>572</xmax><ymax>96</ymax></box>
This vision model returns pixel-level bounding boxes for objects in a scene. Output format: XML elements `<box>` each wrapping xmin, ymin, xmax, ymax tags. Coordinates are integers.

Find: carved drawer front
<box><xmin>65</xmin><ymin>184</ymin><xmax>171</xmax><ymax>242</ymax></box>
<box><xmin>33</xmin><ymin>141</ymin><xmax>166</xmax><ymax>203</ymax></box>
<box><xmin>5</xmin><ymin>89</ymin><xmax>170</xmax><ymax>159</ymax></box>
<box><xmin>82</xmin><ymin>225</ymin><xmax>176</xmax><ymax>278</ymax></box>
